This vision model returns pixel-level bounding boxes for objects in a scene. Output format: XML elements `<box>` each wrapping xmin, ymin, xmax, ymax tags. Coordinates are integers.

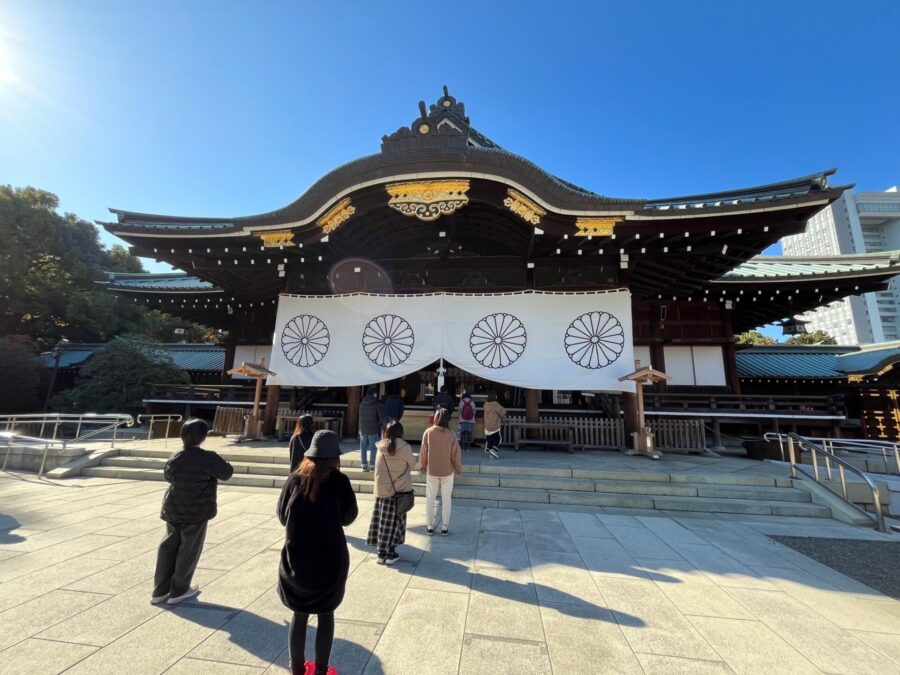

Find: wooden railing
<box><xmin>506</xmin><ymin>415</ymin><xmax>624</xmax><ymax>449</ymax></box>
<box><xmin>645</xmin><ymin>393</ymin><xmax>844</xmax><ymax>417</ymax></box>
<box><xmin>648</xmin><ymin>419</ymin><xmax>706</xmax><ymax>451</ymax></box>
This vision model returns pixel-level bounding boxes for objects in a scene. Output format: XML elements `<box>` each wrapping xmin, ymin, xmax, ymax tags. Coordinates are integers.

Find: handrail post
<box><xmin>111</xmin><ymin>422</ymin><xmax>119</xmax><ymax>450</ymax></box>
<box><xmin>838</xmin><ymin>464</ymin><xmax>848</xmax><ymax>500</ymax></box>
<box><xmin>2</xmin><ymin>435</ymin><xmax>12</xmax><ymax>471</ymax></box>
<box><xmin>810</xmin><ymin>440</ymin><xmax>820</xmax><ymax>480</ymax></box>
<box><xmin>38</xmin><ymin>441</ymin><xmax>50</xmax><ymax>479</ymax></box>
<box><xmin>75</xmin><ymin>415</ymin><xmax>83</xmax><ymax>439</ymax></box>
<box><xmin>787</xmin><ymin>436</ymin><xmax>799</xmax><ymax>479</ymax></box>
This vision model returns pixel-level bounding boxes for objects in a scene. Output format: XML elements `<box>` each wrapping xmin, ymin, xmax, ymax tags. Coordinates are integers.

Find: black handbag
<box><xmin>381</xmin><ymin>454</ymin><xmax>415</xmax><ymax>514</ymax></box>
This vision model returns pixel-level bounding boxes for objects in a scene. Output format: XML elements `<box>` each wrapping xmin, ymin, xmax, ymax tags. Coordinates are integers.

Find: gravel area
<box><xmin>772</xmin><ymin>536</ymin><xmax>900</xmax><ymax>599</ymax></box>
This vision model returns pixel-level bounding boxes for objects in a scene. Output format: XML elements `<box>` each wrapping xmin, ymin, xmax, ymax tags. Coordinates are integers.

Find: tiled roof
<box><xmin>736</xmin><ymin>342</ymin><xmax>900</xmax><ymax>379</ymax></box>
<box><xmin>722</xmin><ymin>253</ymin><xmax>899</xmax><ymax>280</ymax></box>
<box><xmin>40</xmin><ymin>343</ymin><xmax>224</xmax><ymax>372</ymax></box>
<box><xmin>102</xmin><ymin>272</ymin><xmax>221</xmax><ymax>293</ymax></box>
<box><xmin>736</xmin><ymin>347</ymin><xmax>851</xmax><ymax>379</ymax></box>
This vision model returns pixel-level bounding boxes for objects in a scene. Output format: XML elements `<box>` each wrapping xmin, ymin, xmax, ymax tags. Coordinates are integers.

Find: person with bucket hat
<box><xmin>277</xmin><ymin>430</ymin><xmax>358</xmax><ymax>675</ymax></box>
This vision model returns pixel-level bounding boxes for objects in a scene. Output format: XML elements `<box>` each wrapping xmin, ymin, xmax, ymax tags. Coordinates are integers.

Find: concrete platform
<box><xmin>0</xmin><ymin>474</ymin><xmax>897</xmax><ymax>674</ymax></box>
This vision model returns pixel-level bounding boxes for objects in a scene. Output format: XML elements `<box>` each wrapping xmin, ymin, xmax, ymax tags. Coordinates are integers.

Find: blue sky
<box><xmin>2</xmin><ymin>1</ymin><xmax>899</xmax><ymax>331</ymax></box>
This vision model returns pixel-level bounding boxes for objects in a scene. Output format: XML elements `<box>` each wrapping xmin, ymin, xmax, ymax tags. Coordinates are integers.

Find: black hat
<box><xmin>304</xmin><ymin>430</ymin><xmax>342</xmax><ymax>459</ymax></box>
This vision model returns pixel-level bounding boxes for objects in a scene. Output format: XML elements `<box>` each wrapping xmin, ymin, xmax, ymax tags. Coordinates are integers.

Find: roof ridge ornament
<box><xmin>385</xmin><ymin>179</ymin><xmax>470</xmax><ymax>222</ymax></box>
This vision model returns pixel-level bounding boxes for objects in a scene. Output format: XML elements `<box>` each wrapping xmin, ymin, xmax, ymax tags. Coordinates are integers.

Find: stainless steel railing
<box><xmin>780</xmin><ymin>433</ymin><xmax>888</xmax><ymax>533</ymax></box>
<box><xmin>764</xmin><ymin>432</ymin><xmax>899</xmax><ymax>475</ymax></box>
<box><xmin>137</xmin><ymin>414</ymin><xmax>182</xmax><ymax>446</ymax></box>
<box><xmin>1</xmin><ymin>431</ymin><xmax>68</xmax><ymax>478</ymax></box>
<box><xmin>0</xmin><ymin>413</ymin><xmax>134</xmax><ymax>447</ymax></box>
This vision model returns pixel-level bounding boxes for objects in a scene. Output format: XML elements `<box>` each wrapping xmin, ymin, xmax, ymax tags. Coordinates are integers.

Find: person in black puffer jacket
<box><xmin>152</xmin><ymin>418</ymin><xmax>233</xmax><ymax>606</ymax></box>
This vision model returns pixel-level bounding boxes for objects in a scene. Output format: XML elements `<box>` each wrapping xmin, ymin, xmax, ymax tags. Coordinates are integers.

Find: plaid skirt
<box><xmin>366</xmin><ymin>496</ymin><xmax>407</xmax><ymax>551</ymax></box>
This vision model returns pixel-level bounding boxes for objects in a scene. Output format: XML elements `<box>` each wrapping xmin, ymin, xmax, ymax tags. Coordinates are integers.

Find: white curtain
<box><xmin>267</xmin><ymin>290</ymin><xmax>634</xmax><ymax>391</ymax></box>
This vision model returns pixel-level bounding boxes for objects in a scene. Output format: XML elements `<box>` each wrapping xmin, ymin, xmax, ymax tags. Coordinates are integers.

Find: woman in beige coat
<box><xmin>367</xmin><ymin>421</ymin><xmax>416</xmax><ymax>565</ymax></box>
<box><xmin>419</xmin><ymin>407</ymin><xmax>462</xmax><ymax>536</ymax></box>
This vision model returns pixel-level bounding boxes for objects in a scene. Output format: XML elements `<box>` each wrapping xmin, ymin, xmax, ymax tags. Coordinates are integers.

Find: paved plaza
<box><xmin>0</xmin><ymin>472</ymin><xmax>898</xmax><ymax>674</ymax></box>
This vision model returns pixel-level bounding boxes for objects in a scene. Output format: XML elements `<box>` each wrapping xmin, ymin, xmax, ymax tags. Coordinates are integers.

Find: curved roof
<box><xmin>103</xmin><ymin>88</ymin><xmax>847</xmax><ymax>237</ymax></box>
<box><xmin>737</xmin><ymin>342</ymin><xmax>900</xmax><ymax>380</ymax></box>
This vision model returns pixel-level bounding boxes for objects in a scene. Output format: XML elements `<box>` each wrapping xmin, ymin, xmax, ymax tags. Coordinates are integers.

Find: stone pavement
<box><xmin>0</xmin><ymin>474</ymin><xmax>898</xmax><ymax>674</ymax></box>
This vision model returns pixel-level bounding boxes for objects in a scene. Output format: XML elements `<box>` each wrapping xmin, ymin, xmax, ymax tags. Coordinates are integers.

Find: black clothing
<box><xmin>383</xmin><ymin>395</ymin><xmax>405</xmax><ymax>423</ymax></box>
<box><xmin>160</xmin><ymin>446</ymin><xmax>233</xmax><ymax>525</ymax></box>
<box><xmin>486</xmin><ymin>431</ymin><xmax>502</xmax><ymax>450</ymax></box>
<box><xmin>358</xmin><ymin>394</ymin><xmax>384</xmax><ymax>435</ymax></box>
<box><xmin>153</xmin><ymin>520</ymin><xmax>207</xmax><ymax>597</ymax></box>
<box><xmin>290</xmin><ymin>611</ymin><xmax>334</xmax><ymax>675</ymax></box>
<box><xmin>289</xmin><ymin>431</ymin><xmax>314</xmax><ymax>472</ymax></box>
<box><xmin>277</xmin><ymin>471</ymin><xmax>358</xmax><ymax>614</ymax></box>
<box><xmin>433</xmin><ymin>392</ymin><xmax>455</xmax><ymax>415</ymax></box>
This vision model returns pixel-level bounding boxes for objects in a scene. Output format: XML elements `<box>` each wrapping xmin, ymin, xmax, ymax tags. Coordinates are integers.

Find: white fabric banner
<box><xmin>267</xmin><ymin>290</ymin><xmax>634</xmax><ymax>391</ymax></box>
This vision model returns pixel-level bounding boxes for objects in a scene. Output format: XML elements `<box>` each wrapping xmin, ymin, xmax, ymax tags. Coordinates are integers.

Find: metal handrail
<box><xmin>784</xmin><ymin>433</ymin><xmax>888</xmax><ymax>533</ymax></box>
<box><xmin>137</xmin><ymin>414</ymin><xmax>182</xmax><ymax>446</ymax></box>
<box><xmin>1</xmin><ymin>431</ymin><xmax>67</xmax><ymax>479</ymax></box>
<box><xmin>764</xmin><ymin>433</ymin><xmax>899</xmax><ymax>474</ymax></box>
<box><xmin>0</xmin><ymin>413</ymin><xmax>134</xmax><ymax>444</ymax></box>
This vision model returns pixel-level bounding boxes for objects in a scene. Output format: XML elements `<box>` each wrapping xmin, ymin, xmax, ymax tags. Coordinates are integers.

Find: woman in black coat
<box><xmin>288</xmin><ymin>414</ymin><xmax>315</xmax><ymax>472</ymax></box>
<box><xmin>278</xmin><ymin>430</ymin><xmax>358</xmax><ymax>675</ymax></box>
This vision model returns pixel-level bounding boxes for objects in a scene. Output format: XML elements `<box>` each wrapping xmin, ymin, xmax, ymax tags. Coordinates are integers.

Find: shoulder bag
<box><xmin>381</xmin><ymin>453</ymin><xmax>415</xmax><ymax>514</ymax></box>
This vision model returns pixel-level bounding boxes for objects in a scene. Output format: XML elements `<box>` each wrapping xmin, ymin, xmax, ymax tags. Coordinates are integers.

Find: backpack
<box><xmin>460</xmin><ymin>398</ymin><xmax>475</xmax><ymax>421</ymax></box>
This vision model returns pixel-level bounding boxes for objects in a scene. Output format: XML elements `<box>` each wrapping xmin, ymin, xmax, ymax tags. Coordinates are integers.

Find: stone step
<box><xmin>97</xmin><ymin>456</ymin><xmax>808</xmax><ymax>501</ymax></box>
<box><xmin>81</xmin><ymin>464</ymin><xmax>829</xmax><ymax>517</ymax></box>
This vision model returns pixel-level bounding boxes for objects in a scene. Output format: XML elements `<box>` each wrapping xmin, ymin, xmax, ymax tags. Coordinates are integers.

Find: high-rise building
<box><xmin>781</xmin><ymin>187</ymin><xmax>900</xmax><ymax>344</ymax></box>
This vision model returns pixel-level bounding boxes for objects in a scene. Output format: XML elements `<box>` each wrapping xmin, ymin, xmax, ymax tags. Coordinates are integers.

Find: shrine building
<box><xmin>98</xmin><ymin>88</ymin><xmax>900</xmax><ymax>448</ymax></box>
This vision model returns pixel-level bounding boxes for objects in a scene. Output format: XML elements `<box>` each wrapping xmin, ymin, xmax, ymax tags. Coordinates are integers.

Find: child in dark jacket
<box><xmin>152</xmin><ymin>418</ymin><xmax>233</xmax><ymax>605</ymax></box>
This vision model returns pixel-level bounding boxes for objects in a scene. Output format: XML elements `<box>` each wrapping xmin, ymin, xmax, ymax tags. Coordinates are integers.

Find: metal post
<box><xmin>872</xmin><ymin>486</ymin><xmax>887</xmax><ymax>533</ymax></box>
<box><xmin>810</xmin><ymin>441</ymin><xmax>820</xmax><ymax>480</ymax></box>
<box><xmin>894</xmin><ymin>443</ymin><xmax>900</xmax><ymax>474</ymax></box>
<box><xmin>111</xmin><ymin>422</ymin><xmax>118</xmax><ymax>450</ymax></box>
<box><xmin>838</xmin><ymin>464</ymin><xmax>848</xmax><ymax>500</ymax></box>
<box><xmin>2</xmin><ymin>435</ymin><xmax>12</xmax><ymax>471</ymax></box>
<box><xmin>38</xmin><ymin>442</ymin><xmax>50</xmax><ymax>479</ymax></box>
<box><xmin>75</xmin><ymin>415</ymin><xmax>83</xmax><ymax>439</ymax></box>
<box><xmin>787</xmin><ymin>437</ymin><xmax>798</xmax><ymax>479</ymax></box>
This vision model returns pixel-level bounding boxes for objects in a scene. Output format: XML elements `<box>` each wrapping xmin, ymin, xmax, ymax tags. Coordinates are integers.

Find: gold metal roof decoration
<box><xmin>317</xmin><ymin>197</ymin><xmax>357</xmax><ymax>234</ymax></box>
<box><xmin>503</xmin><ymin>188</ymin><xmax>546</xmax><ymax>225</ymax></box>
<box><xmin>575</xmin><ymin>217</ymin><xmax>620</xmax><ymax>237</ymax></box>
<box><xmin>386</xmin><ymin>179</ymin><xmax>470</xmax><ymax>222</ymax></box>
<box><xmin>259</xmin><ymin>230</ymin><xmax>296</xmax><ymax>248</ymax></box>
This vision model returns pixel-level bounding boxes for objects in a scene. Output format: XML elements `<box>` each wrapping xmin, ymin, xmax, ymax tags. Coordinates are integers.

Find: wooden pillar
<box><xmin>346</xmin><ymin>386</ymin><xmax>360</xmax><ymax>439</ymax></box>
<box><xmin>721</xmin><ymin>307</ymin><xmax>741</xmax><ymax>395</ymax></box>
<box><xmin>622</xmin><ymin>391</ymin><xmax>639</xmax><ymax>444</ymax></box>
<box><xmin>263</xmin><ymin>385</ymin><xmax>280</xmax><ymax>436</ymax></box>
<box><xmin>221</xmin><ymin>339</ymin><xmax>237</xmax><ymax>385</ymax></box>
<box><xmin>525</xmin><ymin>389</ymin><xmax>540</xmax><ymax>440</ymax></box>
<box><xmin>650</xmin><ymin>342</ymin><xmax>666</xmax><ymax>393</ymax></box>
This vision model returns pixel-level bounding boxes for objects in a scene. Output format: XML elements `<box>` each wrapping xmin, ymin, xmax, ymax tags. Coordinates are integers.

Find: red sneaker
<box><xmin>303</xmin><ymin>661</ymin><xmax>315</xmax><ymax>675</ymax></box>
<box><xmin>326</xmin><ymin>667</ymin><xmax>338</xmax><ymax>675</ymax></box>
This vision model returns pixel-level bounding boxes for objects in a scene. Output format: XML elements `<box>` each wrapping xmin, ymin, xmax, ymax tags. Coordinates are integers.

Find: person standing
<box><xmin>288</xmin><ymin>414</ymin><xmax>315</xmax><ymax>472</ymax></box>
<box><xmin>383</xmin><ymin>388</ymin><xmax>405</xmax><ymax>423</ymax></box>
<box><xmin>457</xmin><ymin>391</ymin><xmax>476</xmax><ymax>450</ymax></box>
<box><xmin>419</xmin><ymin>408</ymin><xmax>461</xmax><ymax>535</ymax></box>
<box><xmin>483</xmin><ymin>391</ymin><xmax>507</xmax><ymax>460</ymax></box>
<box><xmin>432</xmin><ymin>385</ymin><xmax>455</xmax><ymax>418</ymax></box>
<box><xmin>357</xmin><ymin>386</ymin><xmax>383</xmax><ymax>471</ymax></box>
<box><xmin>152</xmin><ymin>418</ymin><xmax>233</xmax><ymax>606</ymax></box>
<box><xmin>367</xmin><ymin>421</ymin><xmax>416</xmax><ymax>565</ymax></box>
<box><xmin>278</xmin><ymin>430</ymin><xmax>358</xmax><ymax>675</ymax></box>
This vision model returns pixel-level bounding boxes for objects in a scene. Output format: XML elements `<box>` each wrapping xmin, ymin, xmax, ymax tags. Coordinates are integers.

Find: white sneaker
<box><xmin>166</xmin><ymin>585</ymin><xmax>199</xmax><ymax>605</ymax></box>
<box><xmin>150</xmin><ymin>593</ymin><xmax>169</xmax><ymax>605</ymax></box>
<box><xmin>487</xmin><ymin>448</ymin><xmax>500</xmax><ymax>459</ymax></box>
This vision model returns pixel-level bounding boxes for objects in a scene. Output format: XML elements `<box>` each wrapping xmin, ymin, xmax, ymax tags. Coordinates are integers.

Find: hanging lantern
<box><xmin>781</xmin><ymin>317</ymin><xmax>809</xmax><ymax>336</ymax></box>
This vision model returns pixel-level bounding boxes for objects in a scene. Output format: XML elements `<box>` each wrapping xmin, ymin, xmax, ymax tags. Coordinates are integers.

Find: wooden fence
<box><xmin>506</xmin><ymin>415</ymin><xmax>625</xmax><ymax>449</ymax></box>
<box><xmin>504</xmin><ymin>415</ymin><xmax>706</xmax><ymax>451</ymax></box>
<box><xmin>648</xmin><ymin>418</ymin><xmax>706</xmax><ymax>451</ymax></box>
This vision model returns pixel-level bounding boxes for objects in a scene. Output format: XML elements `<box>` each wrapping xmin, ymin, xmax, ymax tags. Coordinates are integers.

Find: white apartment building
<box><xmin>781</xmin><ymin>187</ymin><xmax>900</xmax><ymax>344</ymax></box>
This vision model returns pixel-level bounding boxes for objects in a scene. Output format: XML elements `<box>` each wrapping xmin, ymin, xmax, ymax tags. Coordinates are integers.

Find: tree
<box><xmin>736</xmin><ymin>330</ymin><xmax>777</xmax><ymax>345</ymax></box>
<box><xmin>52</xmin><ymin>337</ymin><xmax>190</xmax><ymax>414</ymax></box>
<box><xmin>786</xmin><ymin>330</ymin><xmax>838</xmax><ymax>345</ymax></box>
<box><xmin>0</xmin><ymin>339</ymin><xmax>42</xmax><ymax>413</ymax></box>
<box><xmin>0</xmin><ymin>185</ymin><xmax>213</xmax><ymax>348</ymax></box>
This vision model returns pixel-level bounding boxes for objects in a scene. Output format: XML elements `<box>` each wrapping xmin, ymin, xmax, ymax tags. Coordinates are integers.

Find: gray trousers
<box><xmin>153</xmin><ymin>520</ymin><xmax>208</xmax><ymax>598</ymax></box>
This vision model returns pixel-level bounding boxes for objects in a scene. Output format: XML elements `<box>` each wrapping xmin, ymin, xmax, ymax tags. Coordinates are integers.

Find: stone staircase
<box><xmin>79</xmin><ymin>447</ymin><xmax>834</xmax><ymax>518</ymax></box>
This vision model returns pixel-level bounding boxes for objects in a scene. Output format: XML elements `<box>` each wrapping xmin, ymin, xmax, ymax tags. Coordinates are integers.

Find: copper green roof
<box><xmin>100</xmin><ymin>272</ymin><xmax>222</xmax><ymax>293</ymax></box>
<box><xmin>721</xmin><ymin>252</ymin><xmax>900</xmax><ymax>280</ymax></box>
<box><xmin>40</xmin><ymin>343</ymin><xmax>225</xmax><ymax>372</ymax></box>
<box><xmin>737</xmin><ymin>342</ymin><xmax>900</xmax><ymax>379</ymax></box>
